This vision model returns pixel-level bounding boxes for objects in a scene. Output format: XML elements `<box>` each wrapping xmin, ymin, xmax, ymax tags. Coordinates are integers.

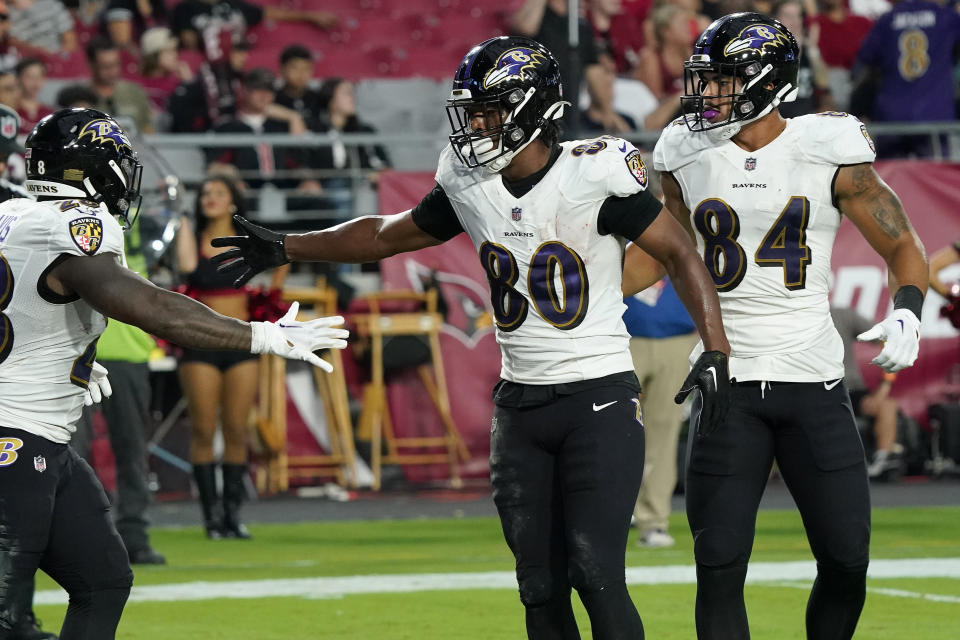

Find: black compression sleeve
<box><xmin>410</xmin><ymin>183</ymin><xmax>464</xmax><ymax>241</ymax></box>
<box><xmin>596</xmin><ymin>190</ymin><xmax>663</xmax><ymax>240</ymax></box>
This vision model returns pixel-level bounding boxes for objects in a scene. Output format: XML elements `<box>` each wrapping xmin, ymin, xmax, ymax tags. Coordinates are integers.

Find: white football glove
<box><xmin>83</xmin><ymin>362</ymin><xmax>113</xmax><ymax>406</ymax></box>
<box><xmin>856</xmin><ymin>308</ymin><xmax>921</xmax><ymax>373</ymax></box>
<box><xmin>250</xmin><ymin>302</ymin><xmax>349</xmax><ymax>372</ymax></box>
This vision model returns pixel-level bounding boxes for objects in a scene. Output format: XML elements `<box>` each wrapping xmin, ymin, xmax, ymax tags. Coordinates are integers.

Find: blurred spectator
<box><xmin>635</xmin><ymin>4</ymin><xmax>691</xmax><ymax>100</ymax></box>
<box><xmin>275</xmin><ymin>44</ymin><xmax>323</xmax><ymax>126</ymax></box>
<box><xmin>632</xmin><ymin>3</ymin><xmax>691</xmax><ymax>128</ymax></box>
<box><xmin>830</xmin><ymin>305</ymin><xmax>903</xmax><ymax>479</ymax></box>
<box><xmin>849</xmin><ymin>0</ymin><xmax>891</xmax><ymax>19</ymax></box>
<box><xmin>140</xmin><ymin>27</ymin><xmax>193</xmax><ymax>110</ymax></box>
<box><xmin>624</xmin><ymin>278</ymin><xmax>698</xmax><ymax>548</ymax></box>
<box><xmin>0</xmin><ymin>1</ymin><xmax>20</xmax><ymax>70</ymax></box>
<box><xmin>580</xmin><ymin>62</ymin><xmax>636</xmax><ymax>133</ymax></box>
<box><xmin>774</xmin><ymin>0</ymin><xmax>834</xmax><ymax>117</ymax></box>
<box><xmin>103</xmin><ymin>0</ymin><xmax>168</xmax><ymax>48</ymax></box>
<box><xmin>510</xmin><ymin>0</ymin><xmax>605</xmax><ymax>132</ymax></box>
<box><xmin>590</xmin><ymin>0</ymin><xmax>651</xmax><ymax>74</ymax></box>
<box><xmin>176</xmin><ymin>175</ymin><xmax>289</xmax><ymax>539</ymax></box>
<box><xmin>8</xmin><ymin>0</ymin><xmax>77</xmax><ymax>55</ymax></box>
<box><xmin>87</xmin><ymin>35</ymin><xmax>155</xmax><ymax>133</ymax></box>
<box><xmin>170</xmin><ymin>0</ymin><xmax>336</xmax><ymax>60</ymax></box>
<box><xmin>14</xmin><ymin>57</ymin><xmax>52</xmax><ymax>134</ymax></box>
<box><xmin>207</xmin><ymin>67</ymin><xmax>321</xmax><ymax>195</ymax></box>
<box><xmin>810</xmin><ymin>0</ymin><xmax>873</xmax><ymax>70</ymax></box>
<box><xmin>166</xmin><ymin>37</ymin><xmax>249</xmax><ymax>132</ymax></box>
<box><xmin>853</xmin><ymin>0</ymin><xmax>960</xmax><ymax>157</ymax></box>
<box><xmin>55</xmin><ymin>82</ymin><xmax>100</xmax><ymax>108</ymax></box>
<box><xmin>72</xmin><ymin>216</ymin><xmax>167</xmax><ymax>566</ymax></box>
<box><xmin>0</xmin><ymin>68</ymin><xmax>20</xmax><ymax>109</ymax></box>
<box><xmin>312</xmin><ymin>77</ymin><xmax>390</xmax><ymax>215</ymax></box>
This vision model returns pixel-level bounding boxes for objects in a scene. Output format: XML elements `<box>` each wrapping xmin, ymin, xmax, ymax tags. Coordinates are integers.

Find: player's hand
<box><xmin>83</xmin><ymin>362</ymin><xmax>113</xmax><ymax>406</ymax></box>
<box><xmin>250</xmin><ymin>302</ymin><xmax>349</xmax><ymax>371</ymax></box>
<box><xmin>857</xmin><ymin>308</ymin><xmax>920</xmax><ymax>373</ymax></box>
<box><xmin>210</xmin><ymin>216</ymin><xmax>290</xmax><ymax>288</ymax></box>
<box><xmin>675</xmin><ymin>350</ymin><xmax>731</xmax><ymax>437</ymax></box>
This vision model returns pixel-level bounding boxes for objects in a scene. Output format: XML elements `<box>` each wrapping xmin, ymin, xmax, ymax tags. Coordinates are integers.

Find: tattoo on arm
<box><xmin>840</xmin><ymin>164</ymin><xmax>909</xmax><ymax>240</ymax></box>
<box><xmin>871</xmin><ymin>188</ymin><xmax>907</xmax><ymax>239</ymax></box>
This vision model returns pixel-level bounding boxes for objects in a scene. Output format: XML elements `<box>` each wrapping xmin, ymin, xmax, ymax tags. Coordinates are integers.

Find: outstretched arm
<box><xmin>54</xmin><ymin>254</ymin><xmax>253</xmax><ymax>350</ymax></box>
<box><xmin>212</xmin><ymin>185</ymin><xmax>459</xmax><ymax>287</ymax></box>
<box><xmin>286</xmin><ymin>211</ymin><xmax>444</xmax><ymax>264</ymax></box>
<box><xmin>49</xmin><ymin>255</ymin><xmax>348</xmax><ymax>370</ymax></box>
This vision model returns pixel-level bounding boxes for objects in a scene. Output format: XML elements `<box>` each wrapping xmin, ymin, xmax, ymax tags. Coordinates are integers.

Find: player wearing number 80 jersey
<box><xmin>629</xmin><ymin>12</ymin><xmax>930</xmax><ymax>640</ymax></box>
<box><xmin>209</xmin><ymin>35</ymin><xmax>732</xmax><ymax>639</ymax></box>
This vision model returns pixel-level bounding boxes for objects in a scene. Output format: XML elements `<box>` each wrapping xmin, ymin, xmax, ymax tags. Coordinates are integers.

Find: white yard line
<box><xmin>33</xmin><ymin>558</ymin><xmax>960</xmax><ymax>605</ymax></box>
<box><xmin>772</xmin><ymin>581</ymin><xmax>960</xmax><ymax>604</ymax></box>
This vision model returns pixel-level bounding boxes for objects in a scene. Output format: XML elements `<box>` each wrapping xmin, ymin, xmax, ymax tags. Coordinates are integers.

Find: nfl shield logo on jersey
<box><xmin>744</xmin><ymin>157</ymin><xmax>757</xmax><ymax>171</ymax></box>
<box><xmin>511</xmin><ymin>207</ymin><xmax>522</xmax><ymax>222</ymax></box>
<box><xmin>34</xmin><ymin>455</ymin><xmax>46</xmax><ymax>473</ymax></box>
<box><xmin>0</xmin><ymin>114</ymin><xmax>16</xmax><ymax>140</ymax></box>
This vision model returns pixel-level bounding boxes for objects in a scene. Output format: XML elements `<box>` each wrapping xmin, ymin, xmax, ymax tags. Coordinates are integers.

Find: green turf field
<box><xmin>33</xmin><ymin>505</ymin><xmax>960</xmax><ymax>638</ymax></box>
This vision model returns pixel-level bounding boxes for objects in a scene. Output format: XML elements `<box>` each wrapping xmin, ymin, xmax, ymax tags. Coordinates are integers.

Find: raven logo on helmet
<box><xmin>482</xmin><ymin>48</ymin><xmax>547</xmax><ymax>90</ymax></box>
<box><xmin>77</xmin><ymin>119</ymin><xmax>132</xmax><ymax>152</ymax></box>
<box><xmin>723</xmin><ymin>25</ymin><xmax>792</xmax><ymax>57</ymax></box>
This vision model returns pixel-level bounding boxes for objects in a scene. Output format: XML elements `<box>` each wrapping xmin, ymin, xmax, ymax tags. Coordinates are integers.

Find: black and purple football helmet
<box><xmin>681</xmin><ymin>12</ymin><xmax>799</xmax><ymax>137</ymax></box>
<box><xmin>446</xmin><ymin>36</ymin><xmax>567</xmax><ymax>172</ymax></box>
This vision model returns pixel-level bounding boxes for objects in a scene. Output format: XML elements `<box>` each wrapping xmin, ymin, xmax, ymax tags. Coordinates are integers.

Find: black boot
<box><xmin>221</xmin><ymin>463</ymin><xmax>252</xmax><ymax>539</ymax></box>
<box><xmin>193</xmin><ymin>463</ymin><xmax>224</xmax><ymax>539</ymax></box>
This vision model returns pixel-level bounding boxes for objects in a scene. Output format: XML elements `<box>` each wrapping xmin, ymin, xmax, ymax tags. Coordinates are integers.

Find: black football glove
<box><xmin>674</xmin><ymin>350</ymin><xmax>732</xmax><ymax>437</ymax></box>
<box><xmin>210</xmin><ymin>215</ymin><xmax>290</xmax><ymax>288</ymax></box>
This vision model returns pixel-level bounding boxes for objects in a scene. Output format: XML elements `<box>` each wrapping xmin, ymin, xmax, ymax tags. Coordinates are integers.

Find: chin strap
<box><xmin>707</xmin><ymin>82</ymin><xmax>796</xmax><ymax>142</ymax></box>
<box><xmin>481</xmin><ymin>100</ymin><xmax>569</xmax><ymax>174</ymax></box>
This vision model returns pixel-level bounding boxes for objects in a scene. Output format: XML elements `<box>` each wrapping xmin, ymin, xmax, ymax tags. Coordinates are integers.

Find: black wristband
<box><xmin>893</xmin><ymin>284</ymin><xmax>924</xmax><ymax>320</ymax></box>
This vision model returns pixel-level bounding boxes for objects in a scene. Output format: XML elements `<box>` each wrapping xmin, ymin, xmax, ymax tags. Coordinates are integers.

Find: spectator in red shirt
<box><xmin>139</xmin><ymin>27</ymin><xmax>193</xmax><ymax>110</ymax></box>
<box><xmin>810</xmin><ymin>0</ymin><xmax>873</xmax><ymax>69</ymax></box>
<box><xmin>590</xmin><ymin>0</ymin><xmax>651</xmax><ymax>74</ymax></box>
<box><xmin>14</xmin><ymin>57</ymin><xmax>52</xmax><ymax>134</ymax></box>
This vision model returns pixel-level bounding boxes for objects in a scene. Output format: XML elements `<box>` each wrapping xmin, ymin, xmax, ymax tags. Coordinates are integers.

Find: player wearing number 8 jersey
<box><xmin>209</xmin><ymin>35</ymin><xmax>731</xmax><ymax>638</ymax></box>
<box><xmin>0</xmin><ymin>108</ymin><xmax>349</xmax><ymax>639</ymax></box>
<box><xmin>625</xmin><ymin>12</ymin><xmax>929</xmax><ymax>640</ymax></box>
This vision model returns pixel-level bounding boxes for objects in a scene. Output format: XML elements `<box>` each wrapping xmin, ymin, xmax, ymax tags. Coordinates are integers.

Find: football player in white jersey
<box><xmin>210</xmin><ymin>36</ymin><xmax>731</xmax><ymax>639</ymax></box>
<box><xmin>0</xmin><ymin>109</ymin><xmax>349</xmax><ymax>640</ymax></box>
<box><xmin>624</xmin><ymin>13</ymin><xmax>929</xmax><ymax>640</ymax></box>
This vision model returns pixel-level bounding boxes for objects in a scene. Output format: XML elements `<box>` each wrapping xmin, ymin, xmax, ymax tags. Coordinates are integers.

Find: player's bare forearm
<box><xmin>285</xmin><ymin>211</ymin><xmax>441</xmax><ymax>264</ymax></box>
<box><xmin>663</xmin><ymin>246</ymin><xmax>729</xmax><ymax>355</ymax></box>
<box><xmin>622</xmin><ymin>243</ymin><xmax>666</xmax><ymax>296</ymax></box>
<box><xmin>632</xmin><ymin>210</ymin><xmax>729</xmax><ymax>355</ymax></box>
<box><xmin>836</xmin><ymin>163</ymin><xmax>928</xmax><ymax>297</ymax></box>
<box><xmin>54</xmin><ymin>255</ymin><xmax>252</xmax><ymax>351</ymax></box>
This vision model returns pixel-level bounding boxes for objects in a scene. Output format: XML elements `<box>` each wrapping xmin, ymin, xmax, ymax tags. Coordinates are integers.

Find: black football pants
<box><xmin>491</xmin><ymin>383</ymin><xmax>646</xmax><ymax>640</ymax></box>
<box><xmin>0</xmin><ymin>426</ymin><xmax>132</xmax><ymax>640</ymax></box>
<box><xmin>685</xmin><ymin>381</ymin><xmax>871</xmax><ymax>640</ymax></box>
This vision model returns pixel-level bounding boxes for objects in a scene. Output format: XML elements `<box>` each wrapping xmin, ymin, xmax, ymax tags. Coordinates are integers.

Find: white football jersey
<box><xmin>0</xmin><ymin>198</ymin><xmax>125</xmax><ymax>442</ymax></box>
<box><xmin>436</xmin><ymin>137</ymin><xmax>655</xmax><ymax>384</ymax></box>
<box><xmin>653</xmin><ymin>112</ymin><xmax>877</xmax><ymax>382</ymax></box>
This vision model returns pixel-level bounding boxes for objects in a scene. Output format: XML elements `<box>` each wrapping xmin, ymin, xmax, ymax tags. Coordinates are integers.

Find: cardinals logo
<box><xmin>402</xmin><ymin>260</ymin><xmax>494</xmax><ymax>348</ymax></box>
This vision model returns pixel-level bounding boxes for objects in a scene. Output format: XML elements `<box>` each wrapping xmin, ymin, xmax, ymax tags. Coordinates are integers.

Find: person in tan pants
<box><xmin>625</xmin><ymin>279</ymin><xmax>698</xmax><ymax>547</ymax></box>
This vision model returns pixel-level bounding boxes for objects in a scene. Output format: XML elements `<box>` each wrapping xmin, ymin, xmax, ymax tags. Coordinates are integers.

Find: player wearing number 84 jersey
<box><xmin>626</xmin><ymin>12</ymin><xmax>930</xmax><ymax>640</ymax></box>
